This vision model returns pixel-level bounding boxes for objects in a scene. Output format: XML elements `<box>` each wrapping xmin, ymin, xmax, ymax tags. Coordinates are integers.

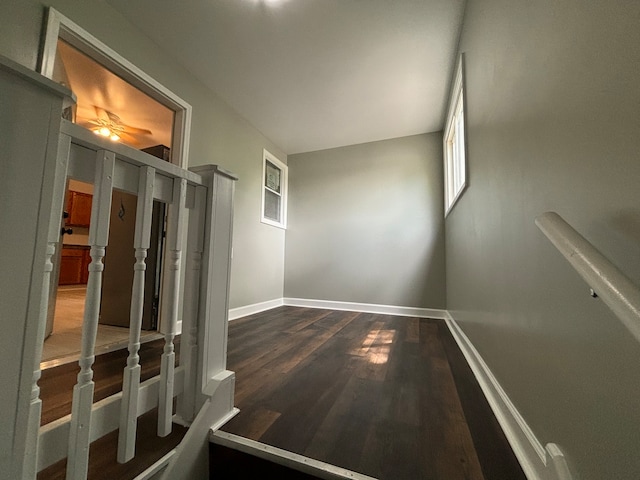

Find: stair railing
<box><xmin>535</xmin><ymin>211</ymin><xmax>640</xmax><ymax>343</ymax></box>
<box><xmin>27</xmin><ymin>119</ymin><xmax>237</xmax><ymax>479</ymax></box>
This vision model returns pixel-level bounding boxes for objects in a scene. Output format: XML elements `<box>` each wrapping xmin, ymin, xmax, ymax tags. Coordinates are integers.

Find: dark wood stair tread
<box><xmin>38</xmin><ymin>407</ymin><xmax>187</xmax><ymax>480</ymax></box>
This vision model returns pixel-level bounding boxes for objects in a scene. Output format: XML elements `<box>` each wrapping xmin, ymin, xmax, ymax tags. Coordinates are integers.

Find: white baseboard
<box><xmin>283</xmin><ymin>297</ymin><xmax>448</xmax><ymax>319</ymax></box>
<box><xmin>228</xmin><ymin>298</ymin><xmax>284</xmax><ymax>321</ymax></box>
<box><xmin>444</xmin><ymin>313</ymin><xmax>572</xmax><ymax>480</ymax></box>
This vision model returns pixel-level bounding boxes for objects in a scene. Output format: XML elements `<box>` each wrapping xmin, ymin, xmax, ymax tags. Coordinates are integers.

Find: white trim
<box><xmin>211</xmin><ymin>431</ymin><xmax>379</xmax><ymax>480</ymax></box>
<box><xmin>283</xmin><ymin>298</ymin><xmax>448</xmax><ymax>319</ymax></box>
<box><xmin>39</xmin><ymin>7</ymin><xmax>192</xmax><ymax>168</ymax></box>
<box><xmin>38</xmin><ymin>367</ymin><xmax>185</xmax><ymax>471</ymax></box>
<box><xmin>133</xmin><ymin>450</ymin><xmax>175</xmax><ymax>480</ymax></box>
<box><xmin>536</xmin><ymin>211</ymin><xmax>640</xmax><ymax>345</ymax></box>
<box><xmin>260</xmin><ymin>149</ymin><xmax>288</xmax><ymax>229</ymax></box>
<box><xmin>444</xmin><ymin>312</ymin><xmax>572</xmax><ymax>480</ymax></box>
<box><xmin>443</xmin><ymin>53</ymin><xmax>468</xmax><ymax>216</ymax></box>
<box><xmin>211</xmin><ymin>407</ymin><xmax>241</xmax><ymax>432</ymax></box>
<box><xmin>229</xmin><ymin>298</ymin><xmax>284</xmax><ymax>321</ymax></box>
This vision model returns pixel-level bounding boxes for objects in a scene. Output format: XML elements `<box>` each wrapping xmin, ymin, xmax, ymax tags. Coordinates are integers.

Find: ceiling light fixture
<box><xmin>93</xmin><ymin>125</ymin><xmax>121</xmax><ymax>142</ymax></box>
<box><xmin>85</xmin><ymin>107</ymin><xmax>151</xmax><ymax>145</ymax></box>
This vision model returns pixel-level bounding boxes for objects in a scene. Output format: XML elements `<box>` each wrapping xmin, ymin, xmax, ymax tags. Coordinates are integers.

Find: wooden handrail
<box><xmin>535</xmin><ymin>211</ymin><xmax>640</xmax><ymax>343</ymax></box>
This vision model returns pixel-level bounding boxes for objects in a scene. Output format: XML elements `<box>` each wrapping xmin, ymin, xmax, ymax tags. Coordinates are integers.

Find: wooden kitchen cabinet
<box><xmin>66</xmin><ymin>190</ymin><xmax>92</xmax><ymax>227</ymax></box>
<box><xmin>59</xmin><ymin>245</ymin><xmax>91</xmax><ymax>285</ymax></box>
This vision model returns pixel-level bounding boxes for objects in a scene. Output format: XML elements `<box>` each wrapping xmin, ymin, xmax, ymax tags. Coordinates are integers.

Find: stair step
<box><xmin>210</xmin><ymin>443</ymin><xmax>323</xmax><ymax>479</ymax></box>
<box><xmin>37</xmin><ymin>408</ymin><xmax>187</xmax><ymax>479</ymax></box>
<box><xmin>210</xmin><ymin>431</ymin><xmax>378</xmax><ymax>480</ymax></box>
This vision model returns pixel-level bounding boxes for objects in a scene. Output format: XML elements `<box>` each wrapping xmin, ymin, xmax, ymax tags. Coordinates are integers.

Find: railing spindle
<box><xmin>66</xmin><ymin>150</ymin><xmax>115</xmax><ymax>480</ymax></box>
<box><xmin>158</xmin><ymin>178</ymin><xmax>187</xmax><ymax>437</ymax></box>
<box><xmin>177</xmin><ymin>185</ymin><xmax>207</xmax><ymax>424</ymax></box>
<box><xmin>117</xmin><ymin>166</ymin><xmax>155</xmax><ymax>463</ymax></box>
<box><xmin>24</xmin><ymin>134</ymin><xmax>71</xmax><ymax>479</ymax></box>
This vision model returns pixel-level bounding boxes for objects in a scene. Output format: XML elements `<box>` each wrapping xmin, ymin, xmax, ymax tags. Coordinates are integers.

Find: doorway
<box><xmin>42</xmin><ymin>181</ymin><xmax>166</xmax><ymax>364</ymax></box>
<box><xmin>100</xmin><ymin>190</ymin><xmax>165</xmax><ymax>331</ymax></box>
<box><xmin>39</xmin><ymin>7</ymin><xmax>192</xmax><ymax>364</ymax></box>
<box><xmin>40</xmin><ymin>7</ymin><xmax>192</xmax><ymax>166</ymax></box>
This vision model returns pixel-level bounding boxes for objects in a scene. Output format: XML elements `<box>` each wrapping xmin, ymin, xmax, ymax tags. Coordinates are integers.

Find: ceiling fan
<box><xmin>81</xmin><ymin>106</ymin><xmax>152</xmax><ymax>144</ymax></box>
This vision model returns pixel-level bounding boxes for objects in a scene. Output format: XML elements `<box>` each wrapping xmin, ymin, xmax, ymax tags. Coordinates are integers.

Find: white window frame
<box><xmin>443</xmin><ymin>54</ymin><xmax>467</xmax><ymax>216</ymax></box>
<box><xmin>38</xmin><ymin>7</ymin><xmax>192</xmax><ymax>168</ymax></box>
<box><xmin>261</xmin><ymin>149</ymin><xmax>288</xmax><ymax>229</ymax></box>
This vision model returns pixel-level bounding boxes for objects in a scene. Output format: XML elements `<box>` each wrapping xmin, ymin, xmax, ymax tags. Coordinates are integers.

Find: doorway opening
<box><xmin>39</xmin><ymin>7</ymin><xmax>192</xmax><ymax>166</ymax></box>
<box><xmin>42</xmin><ymin>179</ymin><xmax>166</xmax><ymax>365</ymax></box>
<box><xmin>53</xmin><ymin>38</ymin><xmax>176</xmax><ymax>156</ymax></box>
<box><xmin>39</xmin><ymin>7</ymin><xmax>192</xmax><ymax>364</ymax></box>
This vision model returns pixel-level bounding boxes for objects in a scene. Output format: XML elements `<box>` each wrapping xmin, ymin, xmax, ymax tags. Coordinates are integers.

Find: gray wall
<box><xmin>285</xmin><ymin>133</ymin><xmax>446</xmax><ymax>309</ymax></box>
<box><xmin>0</xmin><ymin>0</ymin><xmax>286</xmax><ymax>309</ymax></box>
<box><xmin>446</xmin><ymin>0</ymin><xmax>640</xmax><ymax>478</ymax></box>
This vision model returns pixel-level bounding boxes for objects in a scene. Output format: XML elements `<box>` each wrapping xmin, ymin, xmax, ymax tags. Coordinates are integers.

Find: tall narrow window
<box><xmin>444</xmin><ymin>55</ymin><xmax>467</xmax><ymax>215</ymax></box>
<box><xmin>261</xmin><ymin>149</ymin><xmax>288</xmax><ymax>228</ymax></box>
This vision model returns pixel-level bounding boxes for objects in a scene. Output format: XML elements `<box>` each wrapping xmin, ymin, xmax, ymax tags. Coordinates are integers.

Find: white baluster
<box><xmin>176</xmin><ymin>185</ymin><xmax>207</xmax><ymax>424</ymax></box>
<box><xmin>117</xmin><ymin>166</ymin><xmax>155</xmax><ymax>463</ymax></box>
<box><xmin>66</xmin><ymin>150</ymin><xmax>115</xmax><ymax>480</ymax></box>
<box><xmin>23</xmin><ymin>134</ymin><xmax>71</xmax><ymax>479</ymax></box>
<box><xmin>158</xmin><ymin>178</ymin><xmax>187</xmax><ymax>437</ymax></box>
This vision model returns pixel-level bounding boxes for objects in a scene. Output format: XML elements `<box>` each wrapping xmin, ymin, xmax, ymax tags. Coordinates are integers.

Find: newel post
<box><xmin>188</xmin><ymin>165</ymin><xmax>237</xmax><ymax>414</ymax></box>
<box><xmin>0</xmin><ymin>55</ymin><xmax>73</xmax><ymax>480</ymax></box>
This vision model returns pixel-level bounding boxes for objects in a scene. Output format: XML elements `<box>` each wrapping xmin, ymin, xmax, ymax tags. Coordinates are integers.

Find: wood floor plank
<box><xmin>420</xmin><ymin>318</ymin><xmax>485</xmax><ymax>480</ymax></box>
<box><xmin>222</xmin><ymin>307</ymin><xmax>525</xmax><ymax>480</ymax></box>
<box><xmin>234</xmin><ymin>406</ymin><xmax>282</xmax><ymax>440</ymax></box>
<box><xmin>233</xmin><ymin>367</ymin><xmax>287</xmax><ymax>407</ymax></box>
<box><xmin>349</xmin><ymin>320</ymin><xmax>384</xmax><ymax>357</ymax></box>
<box><xmin>304</xmin><ymin>374</ymin><xmax>383</xmax><ymax>476</ymax></box>
<box><xmin>437</xmin><ymin>321</ymin><xmax>527</xmax><ymax>480</ymax></box>
<box><xmin>272</xmin><ymin>311</ymin><xmax>362</xmax><ymax>374</ymax></box>
<box><xmin>283</xmin><ymin>308</ymin><xmax>334</xmax><ymax>334</ymax></box>
<box><xmin>231</xmin><ymin>328</ymin><xmax>314</xmax><ymax>379</ymax></box>
<box><xmin>353</xmin><ymin>322</ymin><xmax>395</xmax><ymax>382</ymax></box>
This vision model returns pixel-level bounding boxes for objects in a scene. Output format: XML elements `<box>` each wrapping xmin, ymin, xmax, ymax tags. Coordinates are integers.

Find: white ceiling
<box><xmin>106</xmin><ymin>0</ymin><xmax>466</xmax><ymax>155</ymax></box>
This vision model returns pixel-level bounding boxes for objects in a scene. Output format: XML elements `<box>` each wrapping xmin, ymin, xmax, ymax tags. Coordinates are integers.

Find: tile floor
<box><xmin>41</xmin><ymin>285</ymin><xmax>161</xmax><ymax>367</ymax></box>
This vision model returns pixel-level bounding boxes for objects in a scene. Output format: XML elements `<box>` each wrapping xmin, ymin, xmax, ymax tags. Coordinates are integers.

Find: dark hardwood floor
<box><xmin>37</xmin><ymin>307</ymin><xmax>525</xmax><ymax>479</ymax></box>
<box><xmin>221</xmin><ymin>306</ymin><xmax>526</xmax><ymax>480</ymax></box>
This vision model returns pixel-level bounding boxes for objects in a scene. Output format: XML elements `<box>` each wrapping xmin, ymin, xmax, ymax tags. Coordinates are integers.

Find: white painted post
<box><xmin>189</xmin><ymin>166</ymin><xmax>237</xmax><ymax>397</ymax></box>
<box><xmin>159</xmin><ymin>166</ymin><xmax>238</xmax><ymax>480</ymax></box>
<box><xmin>66</xmin><ymin>150</ymin><xmax>115</xmax><ymax>480</ymax></box>
<box><xmin>158</xmin><ymin>178</ymin><xmax>187</xmax><ymax>437</ymax></box>
<box><xmin>23</xmin><ymin>134</ymin><xmax>71</xmax><ymax>479</ymax></box>
<box><xmin>176</xmin><ymin>185</ymin><xmax>207</xmax><ymax>424</ymax></box>
<box><xmin>117</xmin><ymin>166</ymin><xmax>155</xmax><ymax>463</ymax></box>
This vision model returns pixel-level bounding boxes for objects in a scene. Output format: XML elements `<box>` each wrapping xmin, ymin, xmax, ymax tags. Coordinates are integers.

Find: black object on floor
<box><xmin>209</xmin><ymin>443</ymin><xmax>324</xmax><ymax>479</ymax></box>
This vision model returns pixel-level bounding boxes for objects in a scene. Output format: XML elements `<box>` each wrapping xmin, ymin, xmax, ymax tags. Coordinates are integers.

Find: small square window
<box><xmin>261</xmin><ymin>149</ymin><xmax>288</xmax><ymax>228</ymax></box>
<box><xmin>444</xmin><ymin>54</ymin><xmax>467</xmax><ymax>216</ymax></box>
